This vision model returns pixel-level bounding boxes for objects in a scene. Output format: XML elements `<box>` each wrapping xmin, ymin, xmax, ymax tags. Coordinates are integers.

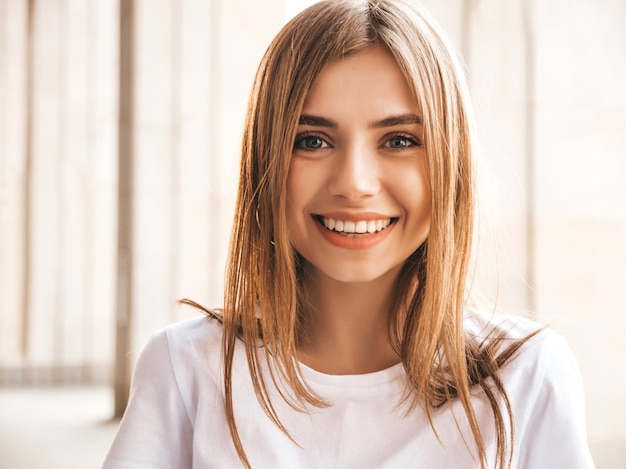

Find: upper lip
<box><xmin>314</xmin><ymin>211</ymin><xmax>396</xmax><ymax>221</ymax></box>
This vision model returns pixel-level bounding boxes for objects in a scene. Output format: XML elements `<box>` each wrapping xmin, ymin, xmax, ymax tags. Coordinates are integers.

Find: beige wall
<box><xmin>0</xmin><ymin>0</ymin><xmax>286</xmax><ymax>382</ymax></box>
<box><xmin>424</xmin><ymin>1</ymin><xmax>626</xmax><ymax>466</ymax></box>
<box><xmin>1</xmin><ymin>0</ymin><xmax>624</xmax><ymax>466</ymax></box>
<box><xmin>0</xmin><ymin>0</ymin><xmax>120</xmax><ymax>381</ymax></box>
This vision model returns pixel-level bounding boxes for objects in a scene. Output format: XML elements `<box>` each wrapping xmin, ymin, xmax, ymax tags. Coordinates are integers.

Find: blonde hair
<box><xmin>187</xmin><ymin>1</ymin><xmax>538</xmax><ymax>467</ymax></box>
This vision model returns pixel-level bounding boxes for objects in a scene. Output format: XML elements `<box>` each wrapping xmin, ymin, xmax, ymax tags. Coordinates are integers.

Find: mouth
<box><xmin>313</xmin><ymin>215</ymin><xmax>397</xmax><ymax>237</ymax></box>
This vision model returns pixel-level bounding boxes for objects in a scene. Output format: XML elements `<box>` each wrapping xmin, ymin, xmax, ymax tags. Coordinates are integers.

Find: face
<box><xmin>286</xmin><ymin>46</ymin><xmax>431</xmax><ymax>284</ymax></box>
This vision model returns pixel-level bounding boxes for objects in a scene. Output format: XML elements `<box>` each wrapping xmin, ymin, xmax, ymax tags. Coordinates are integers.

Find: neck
<box><xmin>297</xmin><ymin>265</ymin><xmax>402</xmax><ymax>375</ymax></box>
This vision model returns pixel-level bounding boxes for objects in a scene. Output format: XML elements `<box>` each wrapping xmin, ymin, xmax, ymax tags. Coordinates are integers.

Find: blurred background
<box><xmin>0</xmin><ymin>0</ymin><xmax>624</xmax><ymax>467</ymax></box>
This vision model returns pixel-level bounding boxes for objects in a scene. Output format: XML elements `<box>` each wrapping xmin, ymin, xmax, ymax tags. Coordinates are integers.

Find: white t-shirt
<box><xmin>102</xmin><ymin>311</ymin><xmax>595</xmax><ymax>468</ymax></box>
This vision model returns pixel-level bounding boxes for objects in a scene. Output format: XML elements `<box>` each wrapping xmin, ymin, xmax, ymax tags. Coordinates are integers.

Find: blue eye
<box><xmin>387</xmin><ymin>135</ymin><xmax>420</xmax><ymax>149</ymax></box>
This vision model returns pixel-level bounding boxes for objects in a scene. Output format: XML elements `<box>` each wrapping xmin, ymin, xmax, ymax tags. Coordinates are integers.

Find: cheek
<box><xmin>417</xmin><ymin>172</ymin><xmax>432</xmax><ymax>220</ymax></box>
<box><xmin>417</xmin><ymin>182</ymin><xmax>432</xmax><ymax>231</ymax></box>
<box><xmin>394</xmin><ymin>164</ymin><xmax>432</xmax><ymax>242</ymax></box>
<box><xmin>393</xmin><ymin>162</ymin><xmax>431</xmax><ymax>212</ymax></box>
<box><xmin>285</xmin><ymin>163</ymin><xmax>312</xmax><ymax>235</ymax></box>
<box><xmin>286</xmin><ymin>160</ymin><xmax>325</xmax><ymax>207</ymax></box>
<box><xmin>414</xmin><ymin>159</ymin><xmax>431</xmax><ymax>215</ymax></box>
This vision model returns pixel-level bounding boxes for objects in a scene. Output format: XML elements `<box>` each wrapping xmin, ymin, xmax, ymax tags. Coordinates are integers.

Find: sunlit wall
<box><xmin>0</xmin><ymin>0</ymin><xmax>624</xmax><ymax>466</ymax></box>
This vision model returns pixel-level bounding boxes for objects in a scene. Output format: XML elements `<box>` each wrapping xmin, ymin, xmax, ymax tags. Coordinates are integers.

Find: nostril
<box><xmin>327</xmin><ymin>162</ymin><xmax>381</xmax><ymax>199</ymax></box>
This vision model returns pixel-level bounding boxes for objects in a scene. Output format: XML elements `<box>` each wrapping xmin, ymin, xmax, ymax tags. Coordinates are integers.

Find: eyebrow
<box><xmin>372</xmin><ymin>114</ymin><xmax>422</xmax><ymax>128</ymax></box>
<box><xmin>298</xmin><ymin>113</ymin><xmax>422</xmax><ymax>128</ymax></box>
<box><xmin>299</xmin><ymin>115</ymin><xmax>338</xmax><ymax>128</ymax></box>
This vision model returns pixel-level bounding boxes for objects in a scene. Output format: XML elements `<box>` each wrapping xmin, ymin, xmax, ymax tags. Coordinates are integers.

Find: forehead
<box><xmin>301</xmin><ymin>46</ymin><xmax>420</xmax><ymax>120</ymax></box>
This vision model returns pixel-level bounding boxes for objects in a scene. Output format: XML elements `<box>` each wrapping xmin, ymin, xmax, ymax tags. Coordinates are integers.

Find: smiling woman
<box><xmin>287</xmin><ymin>47</ymin><xmax>430</xmax><ymax>286</ymax></box>
<box><xmin>102</xmin><ymin>1</ymin><xmax>596</xmax><ymax>469</ymax></box>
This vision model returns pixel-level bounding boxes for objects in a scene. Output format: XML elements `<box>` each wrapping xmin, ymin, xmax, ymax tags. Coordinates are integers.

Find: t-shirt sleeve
<box><xmin>515</xmin><ymin>331</ymin><xmax>596</xmax><ymax>469</ymax></box>
<box><xmin>102</xmin><ymin>329</ymin><xmax>194</xmax><ymax>469</ymax></box>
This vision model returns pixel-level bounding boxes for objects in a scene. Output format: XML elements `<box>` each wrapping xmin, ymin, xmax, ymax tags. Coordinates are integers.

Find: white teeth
<box><xmin>321</xmin><ymin>217</ymin><xmax>392</xmax><ymax>234</ymax></box>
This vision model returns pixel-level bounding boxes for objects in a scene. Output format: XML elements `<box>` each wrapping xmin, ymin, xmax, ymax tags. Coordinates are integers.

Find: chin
<box><xmin>314</xmin><ymin>262</ymin><xmax>403</xmax><ymax>286</ymax></box>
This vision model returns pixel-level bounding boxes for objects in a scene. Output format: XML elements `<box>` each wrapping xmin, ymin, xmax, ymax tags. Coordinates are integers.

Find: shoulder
<box><xmin>138</xmin><ymin>315</ymin><xmax>222</xmax><ymax>358</ymax></box>
<box><xmin>133</xmin><ymin>315</ymin><xmax>224</xmax><ymax>391</ymax></box>
<box><xmin>463</xmin><ymin>313</ymin><xmax>596</xmax><ymax>467</ymax></box>
<box><xmin>156</xmin><ymin>314</ymin><xmax>223</xmax><ymax>369</ymax></box>
<box><xmin>464</xmin><ymin>309</ymin><xmax>582</xmax><ymax>382</ymax></box>
<box><xmin>159</xmin><ymin>314</ymin><xmax>223</xmax><ymax>351</ymax></box>
<box><xmin>464</xmin><ymin>310</ymin><xmax>587</xmax><ymax>419</ymax></box>
<box><xmin>464</xmin><ymin>309</ymin><xmax>542</xmax><ymax>340</ymax></box>
<box><xmin>102</xmin><ymin>317</ymin><xmax>224</xmax><ymax>468</ymax></box>
<box><xmin>464</xmin><ymin>310</ymin><xmax>595</xmax><ymax>467</ymax></box>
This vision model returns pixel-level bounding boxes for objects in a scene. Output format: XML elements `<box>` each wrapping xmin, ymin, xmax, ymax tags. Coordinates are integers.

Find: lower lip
<box><xmin>314</xmin><ymin>218</ymin><xmax>395</xmax><ymax>250</ymax></box>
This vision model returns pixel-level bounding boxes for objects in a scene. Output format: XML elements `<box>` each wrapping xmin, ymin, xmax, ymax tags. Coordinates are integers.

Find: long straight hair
<box><xmin>205</xmin><ymin>1</ymin><xmax>538</xmax><ymax>467</ymax></box>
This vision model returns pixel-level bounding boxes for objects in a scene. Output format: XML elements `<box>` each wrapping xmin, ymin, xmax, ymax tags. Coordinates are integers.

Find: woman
<box><xmin>103</xmin><ymin>1</ymin><xmax>595</xmax><ymax>468</ymax></box>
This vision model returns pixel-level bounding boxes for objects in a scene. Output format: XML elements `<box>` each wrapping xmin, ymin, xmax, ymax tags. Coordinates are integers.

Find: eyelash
<box><xmin>385</xmin><ymin>134</ymin><xmax>422</xmax><ymax>150</ymax></box>
<box><xmin>293</xmin><ymin>132</ymin><xmax>330</xmax><ymax>151</ymax></box>
<box><xmin>292</xmin><ymin>132</ymin><xmax>423</xmax><ymax>152</ymax></box>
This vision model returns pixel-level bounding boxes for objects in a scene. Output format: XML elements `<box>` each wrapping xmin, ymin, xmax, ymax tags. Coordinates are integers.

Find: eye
<box><xmin>293</xmin><ymin>133</ymin><xmax>331</xmax><ymax>151</ymax></box>
<box><xmin>385</xmin><ymin>134</ymin><xmax>421</xmax><ymax>150</ymax></box>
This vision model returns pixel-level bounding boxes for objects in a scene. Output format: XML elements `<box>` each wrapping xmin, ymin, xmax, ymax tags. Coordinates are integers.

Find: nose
<box><xmin>327</xmin><ymin>142</ymin><xmax>380</xmax><ymax>200</ymax></box>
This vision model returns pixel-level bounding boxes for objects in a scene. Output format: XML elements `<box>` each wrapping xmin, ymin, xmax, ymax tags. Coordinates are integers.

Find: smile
<box><xmin>316</xmin><ymin>216</ymin><xmax>396</xmax><ymax>236</ymax></box>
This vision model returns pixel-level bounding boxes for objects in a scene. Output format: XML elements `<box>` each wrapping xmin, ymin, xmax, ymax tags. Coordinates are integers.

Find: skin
<box><xmin>287</xmin><ymin>46</ymin><xmax>431</xmax><ymax>375</ymax></box>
